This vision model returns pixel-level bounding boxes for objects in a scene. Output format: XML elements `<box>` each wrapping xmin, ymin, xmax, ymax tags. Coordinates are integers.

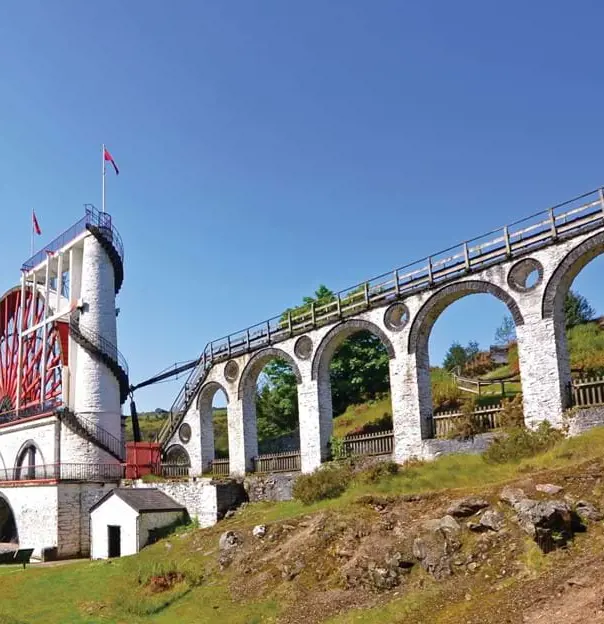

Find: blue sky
<box><xmin>1</xmin><ymin>1</ymin><xmax>603</xmax><ymax>410</ymax></box>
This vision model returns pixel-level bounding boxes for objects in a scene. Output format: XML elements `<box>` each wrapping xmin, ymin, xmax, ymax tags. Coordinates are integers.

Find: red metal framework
<box><xmin>0</xmin><ymin>287</ymin><xmax>67</xmax><ymax>414</ymax></box>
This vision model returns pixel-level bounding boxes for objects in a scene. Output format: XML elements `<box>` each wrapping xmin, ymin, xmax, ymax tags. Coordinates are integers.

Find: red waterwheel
<box><xmin>0</xmin><ymin>286</ymin><xmax>68</xmax><ymax>414</ymax></box>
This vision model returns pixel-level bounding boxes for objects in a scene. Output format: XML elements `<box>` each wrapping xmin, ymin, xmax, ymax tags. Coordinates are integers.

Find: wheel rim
<box><xmin>0</xmin><ymin>287</ymin><xmax>67</xmax><ymax>413</ymax></box>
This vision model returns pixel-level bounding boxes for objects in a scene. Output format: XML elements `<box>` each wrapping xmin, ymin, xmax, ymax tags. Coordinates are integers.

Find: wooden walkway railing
<box><xmin>571</xmin><ymin>376</ymin><xmax>604</xmax><ymax>408</ymax></box>
<box><xmin>253</xmin><ymin>451</ymin><xmax>301</xmax><ymax>473</ymax></box>
<box><xmin>159</xmin><ymin>463</ymin><xmax>190</xmax><ymax>478</ymax></box>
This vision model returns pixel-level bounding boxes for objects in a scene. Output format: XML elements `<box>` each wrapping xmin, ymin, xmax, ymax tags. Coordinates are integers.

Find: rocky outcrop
<box><xmin>413</xmin><ymin>515</ymin><xmax>461</xmax><ymax>579</ymax></box>
<box><xmin>446</xmin><ymin>497</ymin><xmax>489</xmax><ymax>518</ymax></box>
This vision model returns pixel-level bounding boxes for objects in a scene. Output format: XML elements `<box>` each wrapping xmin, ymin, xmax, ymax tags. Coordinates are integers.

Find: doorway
<box><xmin>107</xmin><ymin>525</ymin><xmax>121</xmax><ymax>558</ymax></box>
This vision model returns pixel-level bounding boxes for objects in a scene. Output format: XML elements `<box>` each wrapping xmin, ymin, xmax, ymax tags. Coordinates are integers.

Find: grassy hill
<box><xmin>2</xmin><ymin>426</ymin><xmax>604</xmax><ymax>622</ymax></box>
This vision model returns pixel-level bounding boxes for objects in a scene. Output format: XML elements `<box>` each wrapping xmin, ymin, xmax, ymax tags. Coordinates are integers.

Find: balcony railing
<box><xmin>0</xmin><ymin>399</ymin><xmax>62</xmax><ymax>426</ymax></box>
<box><xmin>21</xmin><ymin>205</ymin><xmax>124</xmax><ymax>271</ymax></box>
<box><xmin>0</xmin><ymin>463</ymin><xmax>124</xmax><ymax>482</ymax></box>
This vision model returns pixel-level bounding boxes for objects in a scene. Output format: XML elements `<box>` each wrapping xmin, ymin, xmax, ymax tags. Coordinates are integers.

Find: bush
<box><xmin>483</xmin><ymin>421</ymin><xmax>563</xmax><ymax>464</ymax></box>
<box><xmin>293</xmin><ymin>464</ymin><xmax>352</xmax><ymax>504</ymax></box>
<box><xmin>446</xmin><ymin>398</ymin><xmax>484</xmax><ymax>440</ymax></box>
<box><xmin>357</xmin><ymin>460</ymin><xmax>399</xmax><ymax>483</ymax></box>
<box><xmin>499</xmin><ymin>394</ymin><xmax>524</xmax><ymax>429</ymax></box>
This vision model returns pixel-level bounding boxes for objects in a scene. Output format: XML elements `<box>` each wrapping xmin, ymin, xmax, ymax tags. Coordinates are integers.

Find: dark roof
<box><xmin>90</xmin><ymin>488</ymin><xmax>185</xmax><ymax>514</ymax></box>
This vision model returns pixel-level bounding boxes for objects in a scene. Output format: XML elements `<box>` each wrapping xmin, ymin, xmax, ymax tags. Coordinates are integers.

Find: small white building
<box><xmin>90</xmin><ymin>488</ymin><xmax>186</xmax><ymax>559</ymax></box>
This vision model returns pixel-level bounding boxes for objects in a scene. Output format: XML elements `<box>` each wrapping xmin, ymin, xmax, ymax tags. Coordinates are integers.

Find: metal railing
<box><xmin>571</xmin><ymin>376</ymin><xmax>604</xmax><ymax>408</ymax></box>
<box><xmin>0</xmin><ymin>463</ymin><xmax>124</xmax><ymax>482</ymax></box>
<box><xmin>160</xmin><ymin>187</ymin><xmax>604</xmax><ymax>446</ymax></box>
<box><xmin>22</xmin><ymin>205</ymin><xmax>124</xmax><ymax>271</ymax></box>
<box><xmin>252</xmin><ymin>451</ymin><xmax>301</xmax><ymax>473</ymax></box>
<box><xmin>60</xmin><ymin>409</ymin><xmax>124</xmax><ymax>460</ymax></box>
<box><xmin>0</xmin><ymin>399</ymin><xmax>62</xmax><ymax>426</ymax></box>
<box><xmin>69</xmin><ymin>315</ymin><xmax>129</xmax><ymax>377</ymax></box>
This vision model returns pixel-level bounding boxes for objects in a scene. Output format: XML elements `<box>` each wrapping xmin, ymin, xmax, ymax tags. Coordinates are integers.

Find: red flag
<box><xmin>32</xmin><ymin>211</ymin><xmax>41</xmax><ymax>236</ymax></box>
<box><xmin>104</xmin><ymin>148</ymin><xmax>120</xmax><ymax>175</ymax></box>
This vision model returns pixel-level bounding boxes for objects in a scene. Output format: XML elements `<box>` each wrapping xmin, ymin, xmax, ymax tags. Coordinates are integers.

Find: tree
<box><xmin>564</xmin><ymin>290</ymin><xmax>595</xmax><ymax>328</ymax></box>
<box><xmin>494</xmin><ymin>315</ymin><xmax>516</xmax><ymax>345</ymax></box>
<box><xmin>442</xmin><ymin>341</ymin><xmax>481</xmax><ymax>372</ymax></box>
<box><xmin>257</xmin><ymin>285</ymin><xmax>391</xmax><ymax>437</ymax></box>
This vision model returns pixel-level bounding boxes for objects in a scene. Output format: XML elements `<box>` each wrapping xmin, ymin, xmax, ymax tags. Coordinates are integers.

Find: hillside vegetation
<box><xmin>3</xmin><ymin>426</ymin><xmax>604</xmax><ymax>623</ymax></box>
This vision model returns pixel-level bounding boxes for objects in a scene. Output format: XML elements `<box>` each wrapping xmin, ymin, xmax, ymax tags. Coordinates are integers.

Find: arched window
<box><xmin>15</xmin><ymin>443</ymin><xmax>40</xmax><ymax>480</ymax></box>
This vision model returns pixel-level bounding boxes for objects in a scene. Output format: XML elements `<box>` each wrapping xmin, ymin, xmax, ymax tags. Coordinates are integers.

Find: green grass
<box><xmin>568</xmin><ymin>321</ymin><xmax>604</xmax><ymax>374</ymax></box>
<box><xmin>3</xmin><ymin>426</ymin><xmax>604</xmax><ymax>623</ymax></box>
<box><xmin>332</xmin><ymin>396</ymin><xmax>392</xmax><ymax>437</ymax></box>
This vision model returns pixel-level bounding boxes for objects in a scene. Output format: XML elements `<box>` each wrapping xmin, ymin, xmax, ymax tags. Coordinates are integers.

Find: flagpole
<box><xmin>30</xmin><ymin>214</ymin><xmax>34</xmax><ymax>256</ymax></box>
<box><xmin>101</xmin><ymin>143</ymin><xmax>106</xmax><ymax>213</ymax></box>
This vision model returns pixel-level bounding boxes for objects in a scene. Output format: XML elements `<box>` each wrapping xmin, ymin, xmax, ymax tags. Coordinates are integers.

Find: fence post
<box><xmin>287</xmin><ymin>311</ymin><xmax>293</xmax><ymax>337</ymax></box>
<box><xmin>393</xmin><ymin>269</ymin><xmax>400</xmax><ymax>296</ymax></box>
<box><xmin>464</xmin><ymin>242</ymin><xmax>471</xmax><ymax>271</ymax></box>
<box><xmin>549</xmin><ymin>208</ymin><xmax>558</xmax><ymax>240</ymax></box>
<box><xmin>311</xmin><ymin>302</ymin><xmax>316</xmax><ymax>327</ymax></box>
<box><xmin>227</xmin><ymin>336</ymin><xmax>231</xmax><ymax>357</ymax></box>
<box><xmin>336</xmin><ymin>293</ymin><xmax>342</xmax><ymax>318</ymax></box>
<box><xmin>427</xmin><ymin>256</ymin><xmax>434</xmax><ymax>286</ymax></box>
<box><xmin>266</xmin><ymin>320</ymin><xmax>271</xmax><ymax>343</ymax></box>
<box><xmin>503</xmin><ymin>225</ymin><xmax>512</xmax><ymax>257</ymax></box>
<box><xmin>246</xmin><ymin>329</ymin><xmax>251</xmax><ymax>351</ymax></box>
<box><xmin>599</xmin><ymin>188</ymin><xmax>604</xmax><ymax>216</ymax></box>
<box><xmin>364</xmin><ymin>282</ymin><xmax>370</xmax><ymax>307</ymax></box>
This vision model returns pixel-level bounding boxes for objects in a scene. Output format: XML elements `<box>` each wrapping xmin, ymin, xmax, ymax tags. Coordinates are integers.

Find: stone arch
<box><xmin>0</xmin><ymin>493</ymin><xmax>18</xmax><ymax>544</ymax></box>
<box><xmin>311</xmin><ymin>319</ymin><xmax>396</xmax><ymax>381</ymax></box>
<box><xmin>408</xmin><ymin>280</ymin><xmax>524</xmax><ymax>355</ymax></box>
<box><xmin>542</xmin><ymin>230</ymin><xmax>604</xmax><ymax>320</ymax></box>
<box><xmin>164</xmin><ymin>444</ymin><xmax>191</xmax><ymax>466</ymax></box>
<box><xmin>237</xmin><ymin>347</ymin><xmax>302</xmax><ymax>400</ymax></box>
<box><xmin>197</xmin><ymin>381</ymin><xmax>230</xmax><ymax>411</ymax></box>
<box><xmin>14</xmin><ymin>440</ymin><xmax>45</xmax><ymax>469</ymax></box>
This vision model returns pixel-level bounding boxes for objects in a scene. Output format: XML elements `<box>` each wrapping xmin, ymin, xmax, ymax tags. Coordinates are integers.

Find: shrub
<box><xmin>446</xmin><ymin>398</ymin><xmax>485</xmax><ymax>440</ymax></box>
<box><xmin>483</xmin><ymin>421</ymin><xmax>563</xmax><ymax>464</ymax></box>
<box><xmin>293</xmin><ymin>464</ymin><xmax>352</xmax><ymax>504</ymax></box>
<box><xmin>357</xmin><ymin>460</ymin><xmax>399</xmax><ymax>483</ymax></box>
<box><xmin>499</xmin><ymin>394</ymin><xmax>524</xmax><ymax>429</ymax></box>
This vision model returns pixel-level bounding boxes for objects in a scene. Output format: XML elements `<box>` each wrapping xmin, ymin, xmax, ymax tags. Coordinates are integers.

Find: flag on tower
<box><xmin>103</xmin><ymin>147</ymin><xmax>120</xmax><ymax>175</ymax></box>
<box><xmin>32</xmin><ymin>210</ymin><xmax>42</xmax><ymax>235</ymax></box>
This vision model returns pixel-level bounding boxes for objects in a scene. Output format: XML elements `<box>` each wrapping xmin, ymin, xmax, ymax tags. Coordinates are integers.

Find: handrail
<box><xmin>160</xmin><ymin>187</ymin><xmax>604</xmax><ymax>447</ymax></box>
<box><xmin>0</xmin><ymin>462</ymin><xmax>123</xmax><ymax>482</ymax></box>
<box><xmin>22</xmin><ymin>205</ymin><xmax>124</xmax><ymax>271</ymax></box>
<box><xmin>69</xmin><ymin>314</ymin><xmax>129</xmax><ymax>377</ymax></box>
<box><xmin>60</xmin><ymin>408</ymin><xmax>123</xmax><ymax>460</ymax></box>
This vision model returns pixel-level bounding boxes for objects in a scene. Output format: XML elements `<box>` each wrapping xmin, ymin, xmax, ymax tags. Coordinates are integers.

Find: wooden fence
<box><xmin>453</xmin><ymin>373</ymin><xmax>519</xmax><ymax>397</ymax></box>
<box><xmin>210</xmin><ymin>458</ymin><xmax>230</xmax><ymax>476</ymax></box>
<box><xmin>571</xmin><ymin>376</ymin><xmax>604</xmax><ymax>407</ymax></box>
<box><xmin>433</xmin><ymin>404</ymin><xmax>503</xmax><ymax>437</ymax></box>
<box><xmin>253</xmin><ymin>451</ymin><xmax>301</xmax><ymax>473</ymax></box>
<box><xmin>339</xmin><ymin>430</ymin><xmax>394</xmax><ymax>458</ymax></box>
<box><xmin>160</xmin><ymin>463</ymin><xmax>190</xmax><ymax>478</ymax></box>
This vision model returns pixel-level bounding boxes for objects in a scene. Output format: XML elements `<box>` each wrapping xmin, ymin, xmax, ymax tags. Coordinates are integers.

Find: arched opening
<box><xmin>0</xmin><ymin>495</ymin><xmax>18</xmax><ymax>546</ymax></box>
<box><xmin>14</xmin><ymin>441</ymin><xmax>45</xmax><ymax>480</ymax></box>
<box><xmin>542</xmin><ymin>232</ymin><xmax>604</xmax><ymax>406</ymax></box>
<box><xmin>238</xmin><ymin>349</ymin><xmax>302</xmax><ymax>461</ymax></box>
<box><xmin>312</xmin><ymin>320</ymin><xmax>395</xmax><ymax>453</ymax></box>
<box><xmin>164</xmin><ymin>444</ymin><xmax>190</xmax><ymax>467</ymax></box>
<box><xmin>197</xmin><ymin>381</ymin><xmax>229</xmax><ymax>473</ymax></box>
<box><xmin>409</xmin><ymin>281</ymin><xmax>524</xmax><ymax>438</ymax></box>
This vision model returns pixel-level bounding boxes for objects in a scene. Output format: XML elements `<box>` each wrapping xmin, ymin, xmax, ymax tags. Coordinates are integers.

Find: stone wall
<box><xmin>566</xmin><ymin>406</ymin><xmax>604</xmax><ymax>436</ymax></box>
<box><xmin>132</xmin><ymin>478</ymin><xmax>246</xmax><ymax>527</ymax></box>
<box><xmin>244</xmin><ymin>473</ymin><xmax>298</xmax><ymax>502</ymax></box>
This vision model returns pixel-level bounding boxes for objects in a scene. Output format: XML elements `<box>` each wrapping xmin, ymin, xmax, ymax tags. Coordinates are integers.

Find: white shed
<box><xmin>90</xmin><ymin>488</ymin><xmax>186</xmax><ymax>559</ymax></box>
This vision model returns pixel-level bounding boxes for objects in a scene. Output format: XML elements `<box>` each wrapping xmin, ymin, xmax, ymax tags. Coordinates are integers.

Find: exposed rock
<box><xmin>280</xmin><ymin>560</ymin><xmax>304</xmax><ymax>581</ymax></box>
<box><xmin>536</xmin><ymin>483</ymin><xmax>563</xmax><ymax>495</ymax></box>
<box><xmin>446</xmin><ymin>497</ymin><xmax>489</xmax><ymax>518</ymax></box>
<box><xmin>413</xmin><ymin>515</ymin><xmax>462</xmax><ymax>579</ymax></box>
<box><xmin>575</xmin><ymin>500</ymin><xmax>603</xmax><ymax>521</ymax></box>
<box><xmin>513</xmin><ymin>499</ymin><xmax>572</xmax><ymax>552</ymax></box>
<box><xmin>421</xmin><ymin>515</ymin><xmax>461</xmax><ymax>535</ymax></box>
<box><xmin>479</xmin><ymin>509</ymin><xmax>505</xmax><ymax>532</ymax></box>
<box><xmin>500</xmin><ymin>486</ymin><xmax>526</xmax><ymax>506</ymax></box>
<box><xmin>224</xmin><ymin>509</ymin><xmax>236</xmax><ymax>520</ymax></box>
<box><xmin>252</xmin><ymin>525</ymin><xmax>267</xmax><ymax>539</ymax></box>
<box><xmin>219</xmin><ymin>530</ymin><xmax>241</xmax><ymax>551</ymax></box>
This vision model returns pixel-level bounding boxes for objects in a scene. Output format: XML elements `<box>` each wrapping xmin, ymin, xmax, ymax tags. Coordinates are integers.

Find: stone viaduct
<box><xmin>161</xmin><ymin>189</ymin><xmax>604</xmax><ymax>477</ymax></box>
